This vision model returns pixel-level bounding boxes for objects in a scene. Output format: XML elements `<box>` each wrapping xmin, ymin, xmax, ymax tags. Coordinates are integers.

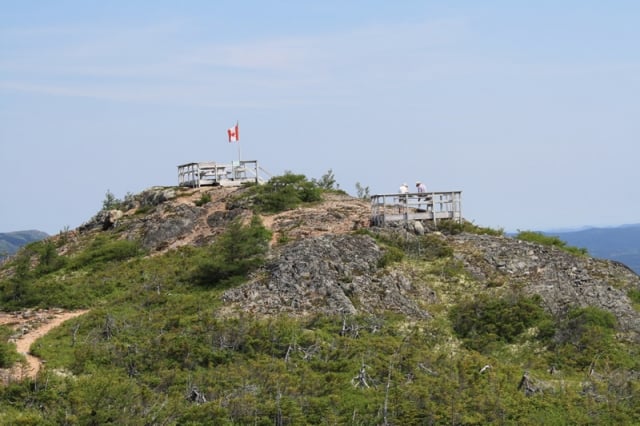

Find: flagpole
<box><xmin>237</xmin><ymin>121</ymin><xmax>241</xmax><ymax>165</ymax></box>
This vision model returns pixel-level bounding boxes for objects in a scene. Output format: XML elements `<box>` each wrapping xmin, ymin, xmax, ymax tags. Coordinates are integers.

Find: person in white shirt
<box><xmin>398</xmin><ymin>183</ymin><xmax>409</xmax><ymax>212</ymax></box>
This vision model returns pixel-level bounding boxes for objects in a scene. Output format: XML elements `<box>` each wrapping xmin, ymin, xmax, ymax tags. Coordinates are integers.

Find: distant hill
<box><xmin>544</xmin><ymin>224</ymin><xmax>640</xmax><ymax>274</ymax></box>
<box><xmin>0</xmin><ymin>230</ymin><xmax>49</xmax><ymax>259</ymax></box>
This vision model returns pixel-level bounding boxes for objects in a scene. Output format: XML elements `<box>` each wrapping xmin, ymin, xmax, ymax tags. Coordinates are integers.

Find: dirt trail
<box><xmin>1</xmin><ymin>309</ymin><xmax>88</xmax><ymax>382</ymax></box>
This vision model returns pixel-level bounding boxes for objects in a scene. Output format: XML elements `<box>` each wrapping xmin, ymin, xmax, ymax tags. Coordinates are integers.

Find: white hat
<box><xmin>415</xmin><ymin>181</ymin><xmax>421</xmax><ymax>185</ymax></box>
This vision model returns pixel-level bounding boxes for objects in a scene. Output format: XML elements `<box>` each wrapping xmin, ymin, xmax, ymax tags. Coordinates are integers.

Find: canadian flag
<box><xmin>227</xmin><ymin>123</ymin><xmax>239</xmax><ymax>142</ymax></box>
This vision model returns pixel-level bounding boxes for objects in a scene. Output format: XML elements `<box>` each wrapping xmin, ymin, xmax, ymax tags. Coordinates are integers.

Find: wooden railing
<box><xmin>370</xmin><ymin>191</ymin><xmax>462</xmax><ymax>226</ymax></box>
<box><xmin>177</xmin><ymin>160</ymin><xmax>266</xmax><ymax>187</ymax></box>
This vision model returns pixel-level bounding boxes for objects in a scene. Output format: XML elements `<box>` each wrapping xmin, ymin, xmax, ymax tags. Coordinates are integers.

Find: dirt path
<box><xmin>1</xmin><ymin>309</ymin><xmax>88</xmax><ymax>382</ymax></box>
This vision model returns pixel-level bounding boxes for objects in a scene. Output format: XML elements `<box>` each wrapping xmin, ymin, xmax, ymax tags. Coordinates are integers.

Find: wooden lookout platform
<box><xmin>177</xmin><ymin>160</ymin><xmax>269</xmax><ymax>188</ymax></box>
<box><xmin>370</xmin><ymin>191</ymin><xmax>462</xmax><ymax>226</ymax></box>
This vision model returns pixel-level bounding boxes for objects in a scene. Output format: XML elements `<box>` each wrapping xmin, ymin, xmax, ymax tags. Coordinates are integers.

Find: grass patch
<box><xmin>0</xmin><ymin>325</ymin><xmax>21</xmax><ymax>368</ymax></box>
<box><xmin>437</xmin><ymin>220</ymin><xmax>504</xmax><ymax>236</ymax></box>
<box><xmin>70</xmin><ymin>235</ymin><xmax>143</xmax><ymax>270</ymax></box>
<box><xmin>515</xmin><ymin>230</ymin><xmax>588</xmax><ymax>256</ymax></box>
<box><xmin>628</xmin><ymin>288</ymin><xmax>640</xmax><ymax>311</ymax></box>
<box><xmin>194</xmin><ymin>193</ymin><xmax>211</xmax><ymax>206</ymax></box>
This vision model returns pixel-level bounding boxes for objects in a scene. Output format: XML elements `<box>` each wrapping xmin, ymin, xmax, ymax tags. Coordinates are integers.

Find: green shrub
<box><xmin>550</xmin><ymin>306</ymin><xmax>626</xmax><ymax>370</ymax></box>
<box><xmin>364</xmin><ymin>231</ymin><xmax>452</xmax><ymax>265</ymax></box>
<box><xmin>1</xmin><ymin>249</ymin><xmax>33</xmax><ymax>304</ymax></box>
<box><xmin>313</xmin><ymin>169</ymin><xmax>337</xmax><ymax>190</ymax></box>
<box><xmin>567</xmin><ymin>305</ymin><xmax>617</xmax><ymax>330</ymax></box>
<box><xmin>34</xmin><ymin>240</ymin><xmax>67</xmax><ymax>276</ymax></box>
<box><xmin>101</xmin><ymin>189</ymin><xmax>122</xmax><ymax>210</ymax></box>
<box><xmin>71</xmin><ymin>235</ymin><xmax>142</xmax><ymax>270</ymax></box>
<box><xmin>628</xmin><ymin>288</ymin><xmax>640</xmax><ymax>308</ymax></box>
<box><xmin>194</xmin><ymin>193</ymin><xmax>211</xmax><ymax>206</ymax></box>
<box><xmin>515</xmin><ymin>231</ymin><xmax>588</xmax><ymax>256</ymax></box>
<box><xmin>0</xmin><ymin>325</ymin><xmax>20</xmax><ymax>368</ymax></box>
<box><xmin>437</xmin><ymin>220</ymin><xmax>504</xmax><ymax>236</ymax></box>
<box><xmin>411</xmin><ymin>234</ymin><xmax>453</xmax><ymax>260</ymax></box>
<box><xmin>192</xmin><ymin>215</ymin><xmax>272</xmax><ymax>286</ymax></box>
<box><xmin>245</xmin><ymin>172</ymin><xmax>322</xmax><ymax>213</ymax></box>
<box><xmin>378</xmin><ymin>245</ymin><xmax>405</xmax><ymax>268</ymax></box>
<box><xmin>450</xmin><ymin>294</ymin><xmax>551</xmax><ymax>352</ymax></box>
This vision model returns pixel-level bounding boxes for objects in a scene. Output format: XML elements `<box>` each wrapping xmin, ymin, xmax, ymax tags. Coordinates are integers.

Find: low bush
<box><xmin>437</xmin><ymin>220</ymin><xmax>504</xmax><ymax>236</ymax></box>
<box><xmin>550</xmin><ymin>306</ymin><xmax>625</xmax><ymax>370</ymax></box>
<box><xmin>34</xmin><ymin>240</ymin><xmax>67</xmax><ymax>276</ymax></box>
<box><xmin>192</xmin><ymin>215</ymin><xmax>272</xmax><ymax>287</ymax></box>
<box><xmin>0</xmin><ymin>325</ymin><xmax>20</xmax><ymax>368</ymax></box>
<box><xmin>378</xmin><ymin>245</ymin><xmax>404</xmax><ymax>268</ymax></box>
<box><xmin>413</xmin><ymin>235</ymin><xmax>453</xmax><ymax>260</ymax></box>
<box><xmin>450</xmin><ymin>294</ymin><xmax>551</xmax><ymax>352</ymax></box>
<box><xmin>194</xmin><ymin>193</ymin><xmax>211</xmax><ymax>206</ymax></box>
<box><xmin>70</xmin><ymin>235</ymin><xmax>142</xmax><ymax>270</ymax></box>
<box><xmin>0</xmin><ymin>249</ymin><xmax>34</xmax><ymax>305</ymax></box>
<box><xmin>101</xmin><ymin>189</ymin><xmax>122</xmax><ymax>210</ymax></box>
<box><xmin>242</xmin><ymin>172</ymin><xmax>322</xmax><ymax>213</ymax></box>
<box><xmin>515</xmin><ymin>231</ymin><xmax>588</xmax><ymax>256</ymax></box>
<box><xmin>628</xmin><ymin>288</ymin><xmax>640</xmax><ymax>308</ymax></box>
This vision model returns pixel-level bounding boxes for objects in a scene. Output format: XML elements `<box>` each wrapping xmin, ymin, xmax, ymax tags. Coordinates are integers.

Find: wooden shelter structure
<box><xmin>370</xmin><ymin>191</ymin><xmax>462</xmax><ymax>226</ymax></box>
<box><xmin>177</xmin><ymin>160</ymin><xmax>268</xmax><ymax>187</ymax></box>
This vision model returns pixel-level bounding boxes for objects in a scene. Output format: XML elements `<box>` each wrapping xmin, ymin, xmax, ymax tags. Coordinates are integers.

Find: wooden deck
<box><xmin>177</xmin><ymin>160</ymin><xmax>267</xmax><ymax>187</ymax></box>
<box><xmin>370</xmin><ymin>191</ymin><xmax>462</xmax><ymax>226</ymax></box>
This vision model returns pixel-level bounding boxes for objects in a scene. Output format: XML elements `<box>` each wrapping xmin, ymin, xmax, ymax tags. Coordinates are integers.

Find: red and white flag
<box><xmin>227</xmin><ymin>123</ymin><xmax>239</xmax><ymax>142</ymax></box>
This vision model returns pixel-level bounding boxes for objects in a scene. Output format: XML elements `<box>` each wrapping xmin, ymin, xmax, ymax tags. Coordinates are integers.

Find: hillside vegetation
<box><xmin>0</xmin><ymin>230</ymin><xmax>48</xmax><ymax>261</ymax></box>
<box><xmin>1</xmin><ymin>174</ymin><xmax>639</xmax><ymax>425</ymax></box>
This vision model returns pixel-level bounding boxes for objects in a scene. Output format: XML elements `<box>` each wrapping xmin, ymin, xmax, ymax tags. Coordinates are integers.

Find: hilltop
<box><xmin>1</xmin><ymin>179</ymin><xmax>639</xmax><ymax>424</ymax></box>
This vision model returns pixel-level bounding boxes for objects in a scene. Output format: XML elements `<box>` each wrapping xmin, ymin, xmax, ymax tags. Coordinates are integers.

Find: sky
<box><xmin>1</xmin><ymin>1</ymin><xmax>639</xmax><ymax>235</ymax></box>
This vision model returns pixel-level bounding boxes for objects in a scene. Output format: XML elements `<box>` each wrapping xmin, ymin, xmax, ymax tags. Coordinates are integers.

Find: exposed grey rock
<box><xmin>79</xmin><ymin>187</ymin><xmax>178</xmax><ymax>233</ymax></box>
<box><xmin>223</xmin><ymin>234</ymin><xmax>432</xmax><ymax>318</ymax></box>
<box><xmin>206</xmin><ymin>209</ymin><xmax>244</xmax><ymax>228</ymax></box>
<box><xmin>412</xmin><ymin>221</ymin><xmax>425</xmax><ymax>235</ymax></box>
<box><xmin>449</xmin><ymin>233</ymin><xmax>640</xmax><ymax>339</ymax></box>
<box><xmin>104</xmin><ymin>209</ymin><xmax>123</xmax><ymax>230</ymax></box>
<box><xmin>79</xmin><ymin>209</ymin><xmax>124</xmax><ymax>232</ymax></box>
<box><xmin>139</xmin><ymin>204</ymin><xmax>201</xmax><ymax>250</ymax></box>
<box><xmin>138</xmin><ymin>187</ymin><xmax>177</xmax><ymax>207</ymax></box>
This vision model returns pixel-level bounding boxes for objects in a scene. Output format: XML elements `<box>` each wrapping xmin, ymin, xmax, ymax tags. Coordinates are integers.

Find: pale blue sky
<box><xmin>1</xmin><ymin>1</ymin><xmax>639</xmax><ymax>234</ymax></box>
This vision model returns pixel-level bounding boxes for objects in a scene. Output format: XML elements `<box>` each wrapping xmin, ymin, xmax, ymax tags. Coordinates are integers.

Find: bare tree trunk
<box><xmin>71</xmin><ymin>322</ymin><xmax>80</xmax><ymax>347</ymax></box>
<box><xmin>352</xmin><ymin>363</ymin><xmax>370</xmax><ymax>388</ymax></box>
<box><xmin>383</xmin><ymin>360</ymin><xmax>392</xmax><ymax>425</ymax></box>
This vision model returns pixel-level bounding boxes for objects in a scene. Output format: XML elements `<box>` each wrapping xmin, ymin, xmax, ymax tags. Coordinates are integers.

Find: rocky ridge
<box><xmin>73</xmin><ymin>187</ymin><xmax>640</xmax><ymax>339</ymax></box>
<box><xmin>222</xmin><ymin>234</ymin><xmax>433</xmax><ymax>318</ymax></box>
<box><xmin>449</xmin><ymin>234</ymin><xmax>640</xmax><ymax>339</ymax></box>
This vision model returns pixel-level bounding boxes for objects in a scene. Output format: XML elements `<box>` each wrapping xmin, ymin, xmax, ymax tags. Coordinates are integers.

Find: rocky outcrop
<box><xmin>138</xmin><ymin>204</ymin><xmax>202</xmax><ymax>250</ymax></box>
<box><xmin>233</xmin><ymin>224</ymin><xmax>639</xmax><ymax>336</ymax></box>
<box><xmin>449</xmin><ymin>233</ymin><xmax>640</xmax><ymax>339</ymax></box>
<box><xmin>206</xmin><ymin>209</ymin><xmax>245</xmax><ymax>229</ymax></box>
<box><xmin>71</xmin><ymin>186</ymin><xmax>640</xmax><ymax>338</ymax></box>
<box><xmin>265</xmin><ymin>193</ymin><xmax>371</xmax><ymax>241</ymax></box>
<box><xmin>79</xmin><ymin>209</ymin><xmax>122</xmax><ymax>232</ymax></box>
<box><xmin>79</xmin><ymin>187</ymin><xmax>178</xmax><ymax>233</ymax></box>
<box><xmin>137</xmin><ymin>187</ymin><xmax>177</xmax><ymax>208</ymax></box>
<box><xmin>223</xmin><ymin>234</ymin><xmax>433</xmax><ymax>318</ymax></box>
